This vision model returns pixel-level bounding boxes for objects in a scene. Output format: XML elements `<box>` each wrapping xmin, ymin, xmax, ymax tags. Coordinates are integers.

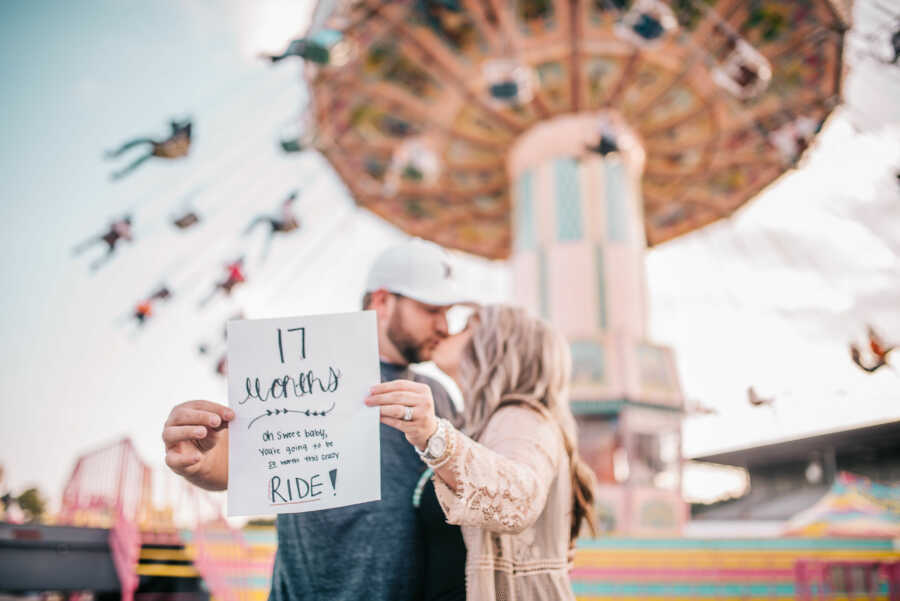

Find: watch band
<box><xmin>415</xmin><ymin>418</ymin><xmax>446</xmax><ymax>459</ymax></box>
<box><xmin>424</xmin><ymin>424</ymin><xmax>456</xmax><ymax>470</ymax></box>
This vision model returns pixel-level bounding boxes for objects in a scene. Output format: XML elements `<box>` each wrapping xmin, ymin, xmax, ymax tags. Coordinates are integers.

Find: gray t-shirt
<box><xmin>268</xmin><ymin>361</ymin><xmax>459</xmax><ymax>601</ymax></box>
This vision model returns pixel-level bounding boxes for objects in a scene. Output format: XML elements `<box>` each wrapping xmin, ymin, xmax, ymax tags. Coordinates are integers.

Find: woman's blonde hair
<box><xmin>458</xmin><ymin>305</ymin><xmax>596</xmax><ymax>541</ymax></box>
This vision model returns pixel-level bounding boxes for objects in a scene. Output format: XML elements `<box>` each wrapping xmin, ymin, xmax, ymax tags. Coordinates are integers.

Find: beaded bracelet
<box><xmin>412</xmin><ymin>468</ymin><xmax>434</xmax><ymax>508</ymax></box>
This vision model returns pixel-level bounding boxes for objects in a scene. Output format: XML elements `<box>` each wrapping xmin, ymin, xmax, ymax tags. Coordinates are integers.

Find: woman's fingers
<box><xmin>365</xmin><ymin>382</ymin><xmax>434</xmax><ymax>414</ymax></box>
<box><xmin>379</xmin><ymin>404</ymin><xmax>439</xmax><ymax>450</ymax></box>
<box><xmin>365</xmin><ymin>391</ymin><xmax>420</xmax><ymax>407</ymax></box>
<box><xmin>380</xmin><ymin>415</ymin><xmax>410</xmax><ymax>431</ymax></box>
<box><xmin>370</xmin><ymin>380</ymin><xmax>427</xmax><ymax>395</ymax></box>
<box><xmin>369</xmin><ymin>380</ymin><xmax>438</xmax><ymax>450</ymax></box>
<box><xmin>377</xmin><ymin>404</ymin><xmax>415</xmax><ymax>421</ymax></box>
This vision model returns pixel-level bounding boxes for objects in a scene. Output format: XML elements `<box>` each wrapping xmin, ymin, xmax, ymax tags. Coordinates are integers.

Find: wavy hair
<box><xmin>458</xmin><ymin>305</ymin><xmax>596</xmax><ymax>541</ymax></box>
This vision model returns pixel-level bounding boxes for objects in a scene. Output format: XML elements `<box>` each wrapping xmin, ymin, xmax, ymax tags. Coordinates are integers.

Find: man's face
<box><xmin>386</xmin><ymin>294</ymin><xmax>450</xmax><ymax>364</ymax></box>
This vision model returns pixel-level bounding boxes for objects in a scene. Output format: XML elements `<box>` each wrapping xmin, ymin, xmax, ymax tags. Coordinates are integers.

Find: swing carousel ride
<box><xmin>293</xmin><ymin>0</ymin><xmax>849</xmax><ymax>534</ymax></box>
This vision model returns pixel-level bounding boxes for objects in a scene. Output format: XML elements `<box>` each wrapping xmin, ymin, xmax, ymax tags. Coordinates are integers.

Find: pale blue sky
<box><xmin>1</xmin><ymin>0</ymin><xmax>899</xmax><ymax>509</ymax></box>
<box><xmin>0</xmin><ymin>0</ymin><xmax>325</xmax><ymax>503</ymax></box>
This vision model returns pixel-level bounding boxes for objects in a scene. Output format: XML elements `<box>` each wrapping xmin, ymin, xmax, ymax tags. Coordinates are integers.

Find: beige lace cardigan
<box><xmin>432</xmin><ymin>405</ymin><xmax>576</xmax><ymax>601</ymax></box>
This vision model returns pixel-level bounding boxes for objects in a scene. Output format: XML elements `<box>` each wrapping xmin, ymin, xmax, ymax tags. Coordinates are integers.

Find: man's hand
<box><xmin>163</xmin><ymin>400</ymin><xmax>234</xmax><ymax>491</ymax></box>
<box><xmin>365</xmin><ymin>380</ymin><xmax>438</xmax><ymax>451</ymax></box>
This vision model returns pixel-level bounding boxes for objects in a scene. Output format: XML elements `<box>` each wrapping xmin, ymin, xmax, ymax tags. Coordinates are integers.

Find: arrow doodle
<box><xmin>248</xmin><ymin>402</ymin><xmax>336</xmax><ymax>429</ymax></box>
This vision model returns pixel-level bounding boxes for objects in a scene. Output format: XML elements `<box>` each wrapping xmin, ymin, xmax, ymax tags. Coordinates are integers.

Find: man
<box><xmin>198</xmin><ymin>257</ymin><xmax>247</xmax><ymax>307</ymax></box>
<box><xmin>106</xmin><ymin>118</ymin><xmax>193</xmax><ymax>180</ymax></box>
<box><xmin>72</xmin><ymin>215</ymin><xmax>134</xmax><ymax>271</ymax></box>
<box><xmin>163</xmin><ymin>238</ymin><xmax>464</xmax><ymax>600</ymax></box>
<box><xmin>244</xmin><ymin>191</ymin><xmax>302</xmax><ymax>259</ymax></box>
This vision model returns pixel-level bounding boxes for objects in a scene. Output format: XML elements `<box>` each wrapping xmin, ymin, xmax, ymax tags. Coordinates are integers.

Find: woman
<box><xmin>366</xmin><ymin>305</ymin><xmax>596</xmax><ymax>600</ymax></box>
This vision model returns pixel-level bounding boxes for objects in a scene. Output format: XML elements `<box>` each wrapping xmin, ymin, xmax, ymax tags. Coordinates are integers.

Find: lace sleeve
<box><xmin>432</xmin><ymin>405</ymin><xmax>562</xmax><ymax>535</ymax></box>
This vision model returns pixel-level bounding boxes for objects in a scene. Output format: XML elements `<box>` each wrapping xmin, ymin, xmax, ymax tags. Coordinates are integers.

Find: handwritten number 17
<box><xmin>277</xmin><ymin>327</ymin><xmax>306</xmax><ymax>363</ymax></box>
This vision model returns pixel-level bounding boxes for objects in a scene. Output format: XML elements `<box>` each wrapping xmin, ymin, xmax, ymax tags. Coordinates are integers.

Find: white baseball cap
<box><xmin>365</xmin><ymin>238</ymin><xmax>465</xmax><ymax>307</ymax></box>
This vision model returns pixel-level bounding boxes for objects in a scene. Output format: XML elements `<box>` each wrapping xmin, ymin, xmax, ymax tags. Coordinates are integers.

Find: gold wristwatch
<box><xmin>416</xmin><ymin>418</ymin><xmax>448</xmax><ymax>461</ymax></box>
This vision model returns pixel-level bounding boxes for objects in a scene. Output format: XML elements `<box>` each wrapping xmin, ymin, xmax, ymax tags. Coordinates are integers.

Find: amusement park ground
<box><xmin>2</xmin><ymin>520</ymin><xmax>899</xmax><ymax>600</ymax></box>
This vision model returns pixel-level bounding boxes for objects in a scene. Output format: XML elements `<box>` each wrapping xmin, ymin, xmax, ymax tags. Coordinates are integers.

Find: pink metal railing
<box><xmin>110</xmin><ymin>504</ymin><xmax>141</xmax><ymax>601</ymax></box>
<box><xmin>59</xmin><ymin>438</ymin><xmax>149</xmax><ymax>601</ymax></box>
<box><xmin>59</xmin><ymin>437</ymin><xmax>263</xmax><ymax>601</ymax></box>
<box><xmin>183</xmin><ymin>484</ymin><xmax>256</xmax><ymax>601</ymax></box>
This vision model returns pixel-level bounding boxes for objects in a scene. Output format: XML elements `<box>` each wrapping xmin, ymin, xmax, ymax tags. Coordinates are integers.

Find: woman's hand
<box><xmin>365</xmin><ymin>379</ymin><xmax>438</xmax><ymax>450</ymax></box>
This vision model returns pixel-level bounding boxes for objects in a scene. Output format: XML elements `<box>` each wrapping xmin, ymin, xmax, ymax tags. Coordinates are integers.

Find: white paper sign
<box><xmin>226</xmin><ymin>311</ymin><xmax>381</xmax><ymax>516</ymax></box>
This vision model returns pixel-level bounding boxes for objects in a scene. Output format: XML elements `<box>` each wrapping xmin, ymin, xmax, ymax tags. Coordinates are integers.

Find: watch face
<box><xmin>428</xmin><ymin>436</ymin><xmax>447</xmax><ymax>458</ymax></box>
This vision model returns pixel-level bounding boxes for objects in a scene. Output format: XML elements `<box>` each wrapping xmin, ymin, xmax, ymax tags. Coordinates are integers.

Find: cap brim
<box><xmin>395</xmin><ymin>285</ymin><xmax>468</xmax><ymax>307</ymax></box>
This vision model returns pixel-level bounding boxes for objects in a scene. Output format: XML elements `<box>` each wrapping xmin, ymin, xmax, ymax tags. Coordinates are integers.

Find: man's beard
<box><xmin>387</xmin><ymin>309</ymin><xmax>430</xmax><ymax>364</ymax></box>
